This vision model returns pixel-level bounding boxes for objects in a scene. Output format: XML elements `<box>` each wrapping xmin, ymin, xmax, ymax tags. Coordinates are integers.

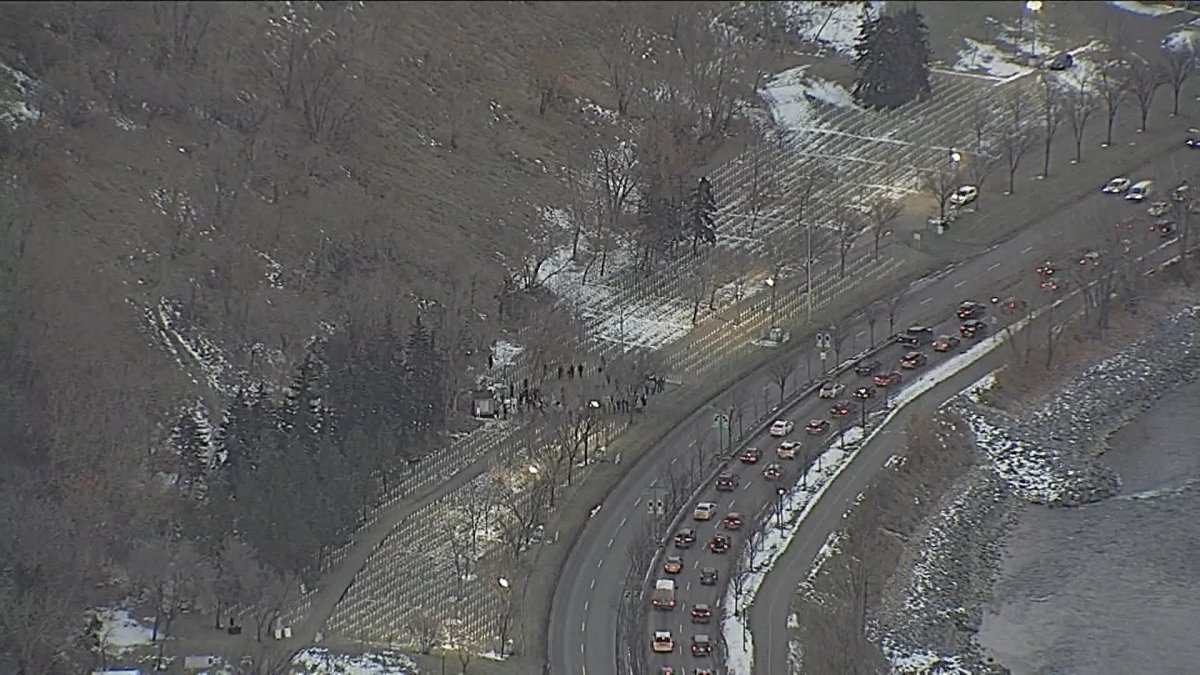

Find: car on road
<box><xmin>1125</xmin><ymin>179</ymin><xmax>1153</xmax><ymax>201</ymax></box>
<box><xmin>659</xmin><ymin>667</ymin><xmax>674</xmax><ymax>675</ymax></box>
<box><xmin>957</xmin><ymin>300</ymin><xmax>984</xmax><ymax>319</ymax></box>
<box><xmin>691</xmin><ymin>635</ymin><xmax>713</xmax><ymax>657</ymax></box>
<box><xmin>899</xmin><ymin>351</ymin><xmax>927</xmax><ymax>369</ymax></box>
<box><xmin>1148</xmin><ymin>201</ymin><xmax>1171</xmax><ymax>217</ymax></box>
<box><xmin>769</xmin><ymin>419</ymin><xmax>794</xmax><ymax>436</ymax></box>
<box><xmin>960</xmin><ymin>319</ymin><xmax>987</xmax><ymax>339</ymax></box>
<box><xmin>776</xmin><ymin>440</ymin><xmax>799</xmax><ymax>459</ymax></box>
<box><xmin>694</xmin><ymin>670</ymin><xmax>714</xmax><ymax>675</ymax></box>
<box><xmin>906</xmin><ymin>325</ymin><xmax>934</xmax><ymax>337</ymax></box>
<box><xmin>763</xmin><ymin>463</ymin><xmax>783</xmax><ymax>481</ymax></box>
<box><xmin>652</xmin><ymin>631</ymin><xmax>674</xmax><ymax>653</ymax></box>
<box><xmin>818</xmin><ymin>381</ymin><xmax>845</xmax><ymax>398</ymax></box>
<box><xmin>854</xmin><ymin>358</ymin><xmax>882</xmax><ymax>376</ymax></box>
<box><xmin>691</xmin><ymin>603</ymin><xmax>712</xmax><ymax>623</ymax></box>
<box><xmin>739</xmin><ymin>447</ymin><xmax>762</xmax><ymax>464</ymax></box>
<box><xmin>1187</xmin><ymin>129</ymin><xmax>1200</xmax><ymax>148</ymax></box>
<box><xmin>873</xmin><ymin>371</ymin><xmax>902</xmax><ymax>387</ymax></box>
<box><xmin>1102</xmin><ymin>177</ymin><xmax>1131</xmax><ymax>194</ymax></box>
<box><xmin>722</xmin><ymin>512</ymin><xmax>743</xmax><ymax>530</ymax></box>
<box><xmin>1154</xmin><ymin>220</ymin><xmax>1177</xmax><ymax>237</ymax></box>
<box><xmin>932</xmin><ymin>335</ymin><xmax>960</xmax><ymax>352</ymax></box>
<box><xmin>708</xmin><ymin>535</ymin><xmax>731</xmax><ymax>553</ymax></box>
<box><xmin>700</xmin><ymin>566</ymin><xmax>719</xmax><ymax>585</ymax></box>
<box><xmin>895</xmin><ymin>333</ymin><xmax>921</xmax><ymax>348</ymax></box>
<box><xmin>663</xmin><ymin>555</ymin><xmax>684</xmax><ymax>574</ymax></box>
<box><xmin>829</xmin><ymin>400</ymin><xmax>851</xmax><ymax>417</ymax></box>
<box><xmin>853</xmin><ymin>385</ymin><xmax>876</xmax><ymax>400</ymax></box>
<box><xmin>693</xmin><ymin>502</ymin><xmax>717</xmax><ymax>521</ymax></box>
<box><xmin>949</xmin><ymin>184</ymin><xmax>978</xmax><ymax>207</ymax></box>
<box><xmin>1078</xmin><ymin>250</ymin><xmax>1101</xmax><ymax>266</ymax></box>
<box><xmin>806</xmin><ymin>419</ymin><xmax>830</xmax><ymax>435</ymax></box>
<box><xmin>1040</xmin><ymin>278</ymin><xmax>1061</xmax><ymax>293</ymax></box>
<box><xmin>1036</xmin><ymin>260</ymin><xmax>1055</xmax><ymax>277</ymax></box>
<box><xmin>715</xmin><ymin>473</ymin><xmax>738</xmax><ymax>491</ymax></box>
<box><xmin>1173</xmin><ymin>182</ymin><xmax>1190</xmax><ymax>202</ymax></box>
<box><xmin>674</xmin><ymin>528</ymin><xmax>696</xmax><ymax>548</ymax></box>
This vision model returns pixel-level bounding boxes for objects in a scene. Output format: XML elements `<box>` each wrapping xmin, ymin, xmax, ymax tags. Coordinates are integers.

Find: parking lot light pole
<box><xmin>775</xmin><ymin>488</ymin><xmax>786</xmax><ymax>529</ymax></box>
<box><xmin>765</xmin><ymin>276</ymin><xmax>777</xmax><ymax>330</ymax></box>
<box><xmin>1026</xmin><ymin>0</ymin><xmax>1043</xmax><ymax>57</ymax></box>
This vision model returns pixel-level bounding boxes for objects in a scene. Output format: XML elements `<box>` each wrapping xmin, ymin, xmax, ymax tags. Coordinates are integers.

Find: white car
<box><xmin>1102</xmin><ymin>177</ymin><xmax>1131</xmax><ymax>194</ymax></box>
<box><xmin>776</xmin><ymin>440</ymin><xmax>800</xmax><ymax>459</ymax></box>
<box><xmin>769</xmin><ymin>419</ymin><xmax>794</xmax><ymax>437</ymax></box>
<box><xmin>949</xmin><ymin>185</ymin><xmax>978</xmax><ymax>207</ymax></box>
<box><xmin>652</xmin><ymin>630</ymin><xmax>674</xmax><ymax>653</ymax></box>
<box><xmin>1125</xmin><ymin>180</ymin><xmax>1153</xmax><ymax>201</ymax></box>
<box><xmin>1148</xmin><ymin>201</ymin><xmax>1171</xmax><ymax>217</ymax></box>
<box><xmin>692</xmin><ymin>502</ymin><xmax>717</xmax><ymax>521</ymax></box>
<box><xmin>818</xmin><ymin>381</ymin><xmax>845</xmax><ymax>399</ymax></box>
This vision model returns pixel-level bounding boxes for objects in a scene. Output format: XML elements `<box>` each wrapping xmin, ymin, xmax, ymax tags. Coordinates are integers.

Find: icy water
<box><xmin>977</xmin><ymin>378</ymin><xmax>1200</xmax><ymax>675</ymax></box>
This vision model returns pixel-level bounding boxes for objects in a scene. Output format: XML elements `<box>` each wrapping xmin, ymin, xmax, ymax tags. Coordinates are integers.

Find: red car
<box><xmin>932</xmin><ymin>335</ymin><xmax>960</xmax><ymax>352</ymax></box>
<box><xmin>829</xmin><ymin>400</ymin><xmax>851</xmax><ymax>417</ymax></box>
<box><xmin>663</xmin><ymin>555</ymin><xmax>684</xmax><ymax>574</ymax></box>
<box><xmin>957</xmin><ymin>301</ymin><xmax>984</xmax><ymax>320</ymax></box>
<box><xmin>874</xmin><ymin>371</ymin><xmax>902</xmax><ymax>387</ymax></box>
<box><xmin>899</xmin><ymin>351</ymin><xmax>927</xmax><ymax>369</ymax></box>
<box><xmin>805</xmin><ymin>419</ymin><xmax>830</xmax><ymax>435</ymax></box>
<box><xmin>739</xmin><ymin>447</ymin><xmax>762</xmax><ymax>464</ymax></box>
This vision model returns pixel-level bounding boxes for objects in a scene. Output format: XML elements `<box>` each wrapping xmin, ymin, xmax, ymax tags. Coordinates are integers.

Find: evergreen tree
<box><xmin>402</xmin><ymin>317</ymin><xmax>446</xmax><ymax>439</ymax></box>
<box><xmin>896</xmin><ymin>7</ymin><xmax>933</xmax><ymax>102</ymax></box>
<box><xmin>685</xmin><ymin>176</ymin><xmax>718</xmax><ymax>253</ymax></box>
<box><xmin>852</xmin><ymin>5</ymin><xmax>933</xmax><ymax>109</ymax></box>
<box><xmin>172</xmin><ymin>409</ymin><xmax>207</xmax><ymax>493</ymax></box>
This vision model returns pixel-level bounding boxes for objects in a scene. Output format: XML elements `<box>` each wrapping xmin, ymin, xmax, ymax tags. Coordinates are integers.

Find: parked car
<box><xmin>957</xmin><ymin>301</ymin><xmax>984</xmax><ymax>320</ymax></box>
<box><xmin>663</xmin><ymin>555</ymin><xmax>684</xmax><ymax>574</ymax></box>
<box><xmin>1154</xmin><ymin>220</ymin><xmax>1177</xmax><ymax>237</ymax></box>
<box><xmin>708</xmin><ymin>535</ymin><xmax>731</xmax><ymax>553</ymax></box>
<box><xmin>805</xmin><ymin>419</ymin><xmax>830</xmax><ymax>434</ymax></box>
<box><xmin>1173</xmin><ymin>182</ymin><xmax>1190</xmax><ymax>203</ymax></box>
<box><xmin>693</xmin><ymin>502</ymin><xmax>717</xmax><ymax>521</ymax></box>
<box><xmin>652</xmin><ymin>631</ymin><xmax>674</xmax><ymax>653</ymax></box>
<box><xmin>874</xmin><ymin>371</ymin><xmax>903</xmax><ymax>387</ymax></box>
<box><xmin>1148</xmin><ymin>201</ymin><xmax>1171</xmax><ymax>217</ymax></box>
<box><xmin>1040</xmin><ymin>279</ymin><xmax>1061</xmax><ymax>293</ymax></box>
<box><xmin>776</xmin><ymin>440</ymin><xmax>800</xmax><ymax>459</ymax></box>
<box><xmin>1102</xmin><ymin>177</ymin><xmax>1131</xmax><ymax>194</ymax></box>
<box><xmin>674</xmin><ymin>528</ymin><xmax>696</xmax><ymax>548</ymax></box>
<box><xmin>960</xmin><ymin>319</ymin><xmax>987</xmax><ymax>339</ymax></box>
<box><xmin>700</xmin><ymin>566</ymin><xmax>719</xmax><ymax>585</ymax></box>
<box><xmin>1125</xmin><ymin>180</ymin><xmax>1153</xmax><ymax>201</ymax></box>
<box><xmin>899</xmin><ymin>351</ymin><xmax>927</xmax><ymax>369</ymax></box>
<box><xmin>722</xmin><ymin>512</ymin><xmax>743</xmax><ymax>530</ymax></box>
<box><xmin>949</xmin><ymin>184</ymin><xmax>978</xmax><ymax>207</ymax></box>
<box><xmin>853</xmin><ymin>386</ymin><xmax>876</xmax><ymax>400</ymax></box>
<box><xmin>691</xmin><ymin>635</ymin><xmax>714</xmax><ymax>657</ymax></box>
<box><xmin>932</xmin><ymin>335</ymin><xmax>961</xmax><ymax>352</ymax></box>
<box><xmin>739</xmin><ymin>447</ymin><xmax>762</xmax><ymax>464</ymax></box>
<box><xmin>715</xmin><ymin>473</ymin><xmax>738</xmax><ymax>491</ymax></box>
<box><xmin>763</xmin><ymin>463</ymin><xmax>783</xmax><ymax>481</ymax></box>
<box><xmin>691</xmin><ymin>603</ymin><xmax>712</xmax><ymax>624</ymax></box>
<box><xmin>769</xmin><ymin>419</ymin><xmax>794</xmax><ymax>436</ymax></box>
<box><xmin>829</xmin><ymin>400</ymin><xmax>852</xmax><ymax>417</ymax></box>
<box><xmin>1079</xmin><ymin>250</ymin><xmax>1101</xmax><ymax>267</ymax></box>
<box><xmin>818</xmin><ymin>381</ymin><xmax>845</xmax><ymax>398</ymax></box>
<box><xmin>854</xmin><ymin>359</ymin><xmax>882</xmax><ymax>376</ymax></box>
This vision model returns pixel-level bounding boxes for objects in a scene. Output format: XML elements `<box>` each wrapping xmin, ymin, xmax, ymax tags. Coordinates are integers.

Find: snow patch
<box><xmin>759</xmin><ymin>67</ymin><xmax>822</xmax><ymax>132</ymax></box>
<box><xmin>291</xmin><ymin>647</ymin><xmax>417</xmax><ymax>674</ymax></box>
<box><xmin>783</xmin><ymin>2</ymin><xmax>880</xmax><ymax>56</ymax></box>
<box><xmin>491</xmin><ymin>340</ymin><xmax>525</xmax><ymax>368</ymax></box>
<box><xmin>955</xmin><ymin>38</ymin><xmax>1032</xmax><ymax>79</ymax></box>
<box><xmin>1164</xmin><ymin>29</ymin><xmax>1200</xmax><ymax>53</ymax></box>
<box><xmin>1108</xmin><ymin>1</ymin><xmax>1180</xmax><ymax>16</ymax></box>
<box><xmin>93</xmin><ymin>608</ymin><xmax>156</xmax><ymax>653</ymax></box>
<box><xmin>0</xmin><ymin>62</ymin><xmax>40</xmax><ymax>128</ymax></box>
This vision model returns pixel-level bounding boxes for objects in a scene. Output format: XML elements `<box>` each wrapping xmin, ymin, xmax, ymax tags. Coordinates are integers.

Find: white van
<box><xmin>1126</xmin><ymin>180</ymin><xmax>1154</xmax><ymax>201</ymax></box>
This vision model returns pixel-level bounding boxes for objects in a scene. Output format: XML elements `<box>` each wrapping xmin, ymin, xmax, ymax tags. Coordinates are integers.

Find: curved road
<box><xmin>549</xmin><ymin>145</ymin><xmax>1198</xmax><ymax>675</ymax></box>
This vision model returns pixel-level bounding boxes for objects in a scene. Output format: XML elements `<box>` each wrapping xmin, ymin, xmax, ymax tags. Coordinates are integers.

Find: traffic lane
<box><xmin>750</xmin><ymin>287</ymin><xmax>1103</xmax><ymax>674</ymax></box>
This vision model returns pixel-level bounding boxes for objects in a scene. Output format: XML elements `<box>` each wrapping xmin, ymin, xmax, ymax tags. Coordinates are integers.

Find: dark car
<box><xmin>899</xmin><ymin>351</ymin><xmax>927</xmax><ymax>369</ymax></box>
<box><xmin>691</xmin><ymin>635</ymin><xmax>713</xmax><ymax>657</ymax></box>
<box><xmin>1044</xmin><ymin>51</ymin><xmax>1074</xmax><ymax>70</ymax></box>
<box><xmin>715</xmin><ymin>473</ymin><xmax>738</xmax><ymax>491</ymax></box>
<box><xmin>957</xmin><ymin>301</ymin><xmax>984</xmax><ymax>320</ymax></box>
<box><xmin>708</xmin><ymin>535</ymin><xmax>731</xmax><ymax>553</ymax></box>
<box><xmin>960</xmin><ymin>319</ymin><xmax>987</xmax><ymax>339</ymax></box>
<box><xmin>763</xmin><ymin>463</ymin><xmax>783</xmax><ymax>481</ymax></box>
<box><xmin>852</xmin><ymin>386</ymin><xmax>876</xmax><ymax>400</ymax></box>
<box><xmin>932</xmin><ymin>335</ymin><xmax>961</xmax><ymax>352</ymax></box>
<box><xmin>700</xmin><ymin>566</ymin><xmax>719</xmax><ymax>585</ymax></box>
<box><xmin>874</xmin><ymin>371</ymin><xmax>903</xmax><ymax>387</ymax></box>
<box><xmin>739</xmin><ymin>447</ymin><xmax>762</xmax><ymax>464</ymax></box>
<box><xmin>1036</xmin><ymin>260</ymin><xmax>1055</xmax><ymax>277</ymax></box>
<box><xmin>854</xmin><ymin>359</ymin><xmax>882</xmax><ymax>376</ymax></box>
<box><xmin>894</xmin><ymin>333</ymin><xmax>921</xmax><ymax>348</ymax></box>
<box><xmin>805</xmin><ymin>419</ymin><xmax>830</xmax><ymax>435</ymax></box>
<box><xmin>829</xmin><ymin>400</ymin><xmax>852</xmax><ymax>417</ymax></box>
<box><xmin>674</xmin><ymin>527</ymin><xmax>696</xmax><ymax>548</ymax></box>
<box><xmin>905</xmin><ymin>325</ymin><xmax>934</xmax><ymax>336</ymax></box>
<box><xmin>722</xmin><ymin>512</ymin><xmax>743</xmax><ymax>530</ymax></box>
<box><xmin>691</xmin><ymin>603</ymin><xmax>712</xmax><ymax>623</ymax></box>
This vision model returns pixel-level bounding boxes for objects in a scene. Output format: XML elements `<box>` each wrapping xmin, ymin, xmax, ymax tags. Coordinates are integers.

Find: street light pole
<box><xmin>1026</xmin><ymin>0</ymin><xmax>1043</xmax><ymax>58</ymax></box>
<box><xmin>775</xmin><ymin>488</ymin><xmax>786</xmax><ymax>528</ymax></box>
<box><xmin>805</xmin><ymin>220</ymin><xmax>814</xmax><ymax>321</ymax></box>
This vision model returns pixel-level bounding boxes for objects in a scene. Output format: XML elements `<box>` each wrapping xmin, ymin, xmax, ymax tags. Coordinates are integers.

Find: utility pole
<box><xmin>805</xmin><ymin>218</ymin><xmax>814</xmax><ymax>321</ymax></box>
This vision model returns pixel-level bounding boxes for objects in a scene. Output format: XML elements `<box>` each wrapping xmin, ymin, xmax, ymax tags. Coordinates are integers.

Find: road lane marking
<box><xmin>855</xmin><ymin>330</ymin><xmax>865</xmax><ymax>338</ymax></box>
<box><xmin>596</xmin><ymin>559</ymin><xmax>603</xmax><ymax>568</ymax></box>
<box><xmin>590</xmin><ymin>578</ymin><xmax>596</xmax><ymax>590</ymax></box>
<box><xmin>1022</xmin><ymin>245</ymin><xmax>1034</xmax><ymax>254</ymax></box>
<box><xmin>634</xmin><ymin>497</ymin><xmax>641</xmax><ymax>507</ymax></box>
<box><xmin>607</xmin><ymin>536</ymin><xmax>615</xmax><ymax>548</ymax></box>
<box><xmin>729</xmin><ymin>499</ymin><xmax>736</xmax><ymax>509</ymax></box>
<box><xmin>584</xmin><ymin>600</ymin><xmax>589</xmax><ymax>612</ymax></box>
<box><xmin>742</xmin><ymin>480</ymin><xmax>753</xmax><ymax>490</ymax></box>
<box><xmin>954</xmin><ymin>279</ymin><xmax>966</xmax><ymax>288</ymax></box>
<box><xmin>919</xmin><ymin>297</ymin><xmax>932</xmax><ymax>304</ymax></box>
<box><xmin>671</xmin><ymin>456</ymin><xmax>678</xmax><ymax>464</ymax></box>
<box><xmin>619</xmin><ymin>516</ymin><xmax>628</xmax><ymax>528</ymax></box>
<box><xmin>988</xmin><ymin>262</ymin><xmax>1002</xmax><ymax>271</ymax></box>
<box><xmin>580</xmin><ymin>642</ymin><xmax>584</xmax><ymax>653</ymax></box>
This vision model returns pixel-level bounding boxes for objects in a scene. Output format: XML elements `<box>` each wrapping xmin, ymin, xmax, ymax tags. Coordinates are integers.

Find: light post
<box><xmin>1026</xmin><ymin>1</ymin><xmax>1043</xmax><ymax>58</ymax></box>
<box><xmin>765</xmin><ymin>276</ymin><xmax>777</xmax><ymax>331</ymax></box>
<box><xmin>497</xmin><ymin>577</ymin><xmax>511</xmax><ymax>658</ymax></box>
<box><xmin>775</xmin><ymin>488</ymin><xmax>786</xmax><ymax>529</ymax></box>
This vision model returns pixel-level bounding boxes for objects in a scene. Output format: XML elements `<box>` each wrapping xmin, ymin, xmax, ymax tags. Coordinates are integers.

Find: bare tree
<box><xmin>1039</xmin><ymin>75</ymin><xmax>1063</xmax><ymax>178</ymax></box>
<box><xmin>150</xmin><ymin>1</ymin><xmax>213</xmax><ymax>71</ymax></box>
<box><xmin>920</xmin><ymin>165</ymin><xmax>958</xmax><ymax>221</ymax></box>
<box><xmin>863</xmin><ymin>302</ymin><xmax>880</xmax><ymax>348</ymax></box>
<box><xmin>887</xmin><ymin>295</ymin><xmax>903</xmax><ymax>335</ymax></box>
<box><xmin>1001</xmin><ymin>84</ymin><xmax>1036</xmax><ymax>194</ymax></box>
<box><xmin>1162</xmin><ymin>43</ymin><xmax>1197</xmax><ymax>116</ymax></box>
<box><xmin>967</xmin><ymin>91</ymin><xmax>998</xmax><ymax>155</ymax></box>
<box><xmin>407</xmin><ymin>610</ymin><xmax>444</xmax><ymax>655</ymax></box>
<box><xmin>866</xmin><ymin>196</ymin><xmax>900</xmax><ymax>259</ymax></box>
<box><xmin>531</xmin><ymin>45</ymin><xmax>568</xmax><ymax>115</ymax></box>
<box><xmin>431</xmin><ymin>52</ymin><xmax>474</xmax><ymax>150</ymax></box>
<box><xmin>599</xmin><ymin>16</ymin><xmax>641</xmax><ymax>116</ymax></box>
<box><xmin>1065</xmin><ymin>78</ymin><xmax>1098</xmax><ymax>163</ymax></box>
<box><xmin>769</xmin><ymin>354</ymin><xmax>796</xmax><ymax>405</ymax></box>
<box><xmin>1097</xmin><ymin>59</ymin><xmax>1127</xmax><ymax>147</ymax></box>
<box><xmin>835</xmin><ymin>206</ymin><xmax>858</xmax><ymax>278</ymax></box>
<box><xmin>965</xmin><ymin>151</ymin><xmax>1000</xmax><ymax>210</ymax></box>
<box><xmin>1127</xmin><ymin>58</ymin><xmax>1164</xmax><ymax>132</ymax></box>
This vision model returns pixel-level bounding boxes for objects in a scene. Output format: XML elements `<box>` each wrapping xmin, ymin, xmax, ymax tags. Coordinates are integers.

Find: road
<box><xmin>548</xmin><ymin>143</ymin><xmax>1199</xmax><ymax>675</ymax></box>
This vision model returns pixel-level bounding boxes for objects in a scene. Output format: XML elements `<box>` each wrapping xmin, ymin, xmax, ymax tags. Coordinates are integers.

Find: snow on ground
<box><xmin>94</xmin><ymin>608</ymin><xmax>156</xmax><ymax>653</ymax></box>
<box><xmin>1109</xmin><ymin>0</ymin><xmax>1180</xmax><ymax>16</ymax></box>
<box><xmin>723</xmin><ymin>305</ymin><xmax>1049</xmax><ymax>674</ymax></box>
<box><xmin>1164</xmin><ymin>28</ymin><xmax>1200</xmax><ymax>52</ymax></box>
<box><xmin>782</xmin><ymin>2</ymin><xmax>880</xmax><ymax>56</ymax></box>
<box><xmin>291</xmin><ymin>647</ymin><xmax>416</xmax><ymax>674</ymax></box>
<box><xmin>758</xmin><ymin>65</ymin><xmax>856</xmax><ymax>132</ymax></box>
<box><xmin>491</xmin><ymin>339</ymin><xmax>524</xmax><ymax>368</ymax></box>
<box><xmin>144</xmin><ymin>297</ymin><xmax>249</xmax><ymax>397</ymax></box>
<box><xmin>0</xmin><ymin>62</ymin><xmax>40</xmax><ymax>128</ymax></box>
<box><xmin>954</xmin><ymin>38</ymin><xmax>1031</xmax><ymax>80</ymax></box>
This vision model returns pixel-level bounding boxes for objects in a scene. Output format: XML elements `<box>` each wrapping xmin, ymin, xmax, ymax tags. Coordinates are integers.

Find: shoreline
<box><xmin>877</xmin><ymin>294</ymin><xmax>1200</xmax><ymax>673</ymax></box>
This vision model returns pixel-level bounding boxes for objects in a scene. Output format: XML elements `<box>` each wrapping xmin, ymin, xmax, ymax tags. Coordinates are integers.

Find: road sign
<box><xmin>819</xmin><ymin>351</ymin><xmax>828</xmax><ymax>361</ymax></box>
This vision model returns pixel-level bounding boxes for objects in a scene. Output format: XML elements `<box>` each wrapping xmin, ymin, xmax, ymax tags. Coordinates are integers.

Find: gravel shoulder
<box><xmin>877</xmin><ymin>289</ymin><xmax>1200</xmax><ymax>673</ymax></box>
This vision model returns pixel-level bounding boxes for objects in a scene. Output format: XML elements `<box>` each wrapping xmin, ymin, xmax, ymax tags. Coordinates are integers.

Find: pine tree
<box><xmin>896</xmin><ymin>7</ymin><xmax>933</xmax><ymax>102</ymax></box>
<box><xmin>172</xmin><ymin>409</ymin><xmax>207</xmax><ymax>493</ymax></box>
<box><xmin>402</xmin><ymin>317</ymin><xmax>446</xmax><ymax>439</ymax></box>
<box><xmin>852</xmin><ymin>6</ymin><xmax>933</xmax><ymax>110</ymax></box>
<box><xmin>685</xmin><ymin>176</ymin><xmax>719</xmax><ymax>253</ymax></box>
